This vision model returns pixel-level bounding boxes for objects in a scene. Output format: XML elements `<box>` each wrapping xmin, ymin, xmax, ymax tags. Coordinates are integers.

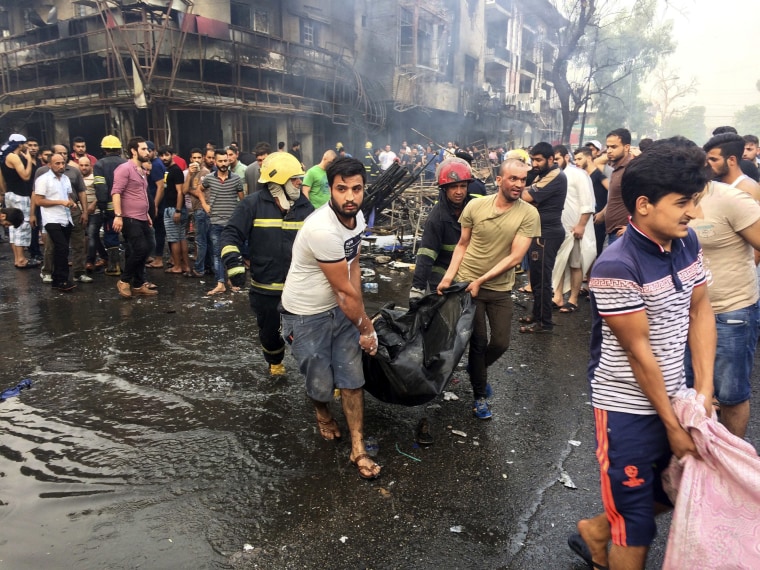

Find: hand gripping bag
<box><xmin>662</xmin><ymin>390</ymin><xmax>760</xmax><ymax>569</ymax></box>
<box><xmin>362</xmin><ymin>283</ymin><xmax>474</xmax><ymax>406</ymax></box>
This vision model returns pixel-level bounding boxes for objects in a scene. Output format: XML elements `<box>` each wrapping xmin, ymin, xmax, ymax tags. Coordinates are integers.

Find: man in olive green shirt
<box><xmin>438</xmin><ymin>158</ymin><xmax>540</xmax><ymax>419</ymax></box>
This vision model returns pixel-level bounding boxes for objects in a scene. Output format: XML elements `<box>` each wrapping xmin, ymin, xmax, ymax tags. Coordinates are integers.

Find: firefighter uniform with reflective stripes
<box><xmin>220</xmin><ymin>189</ymin><xmax>314</xmax><ymax>365</ymax></box>
<box><xmin>412</xmin><ymin>192</ymin><xmax>477</xmax><ymax>290</ymax></box>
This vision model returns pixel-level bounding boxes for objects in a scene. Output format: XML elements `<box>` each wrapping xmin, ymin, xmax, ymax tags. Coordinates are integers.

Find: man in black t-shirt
<box><xmin>519</xmin><ymin>142</ymin><xmax>568</xmax><ymax>333</ymax></box>
<box><xmin>157</xmin><ymin>145</ymin><xmax>191</xmax><ymax>274</ymax></box>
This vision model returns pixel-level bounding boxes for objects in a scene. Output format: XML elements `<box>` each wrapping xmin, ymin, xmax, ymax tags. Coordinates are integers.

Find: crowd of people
<box><xmin>2</xmin><ymin>125</ymin><xmax>760</xmax><ymax>568</ymax></box>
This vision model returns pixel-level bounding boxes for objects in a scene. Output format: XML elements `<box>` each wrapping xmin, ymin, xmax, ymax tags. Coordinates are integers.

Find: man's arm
<box><xmin>572</xmin><ymin>213</ymin><xmax>592</xmax><ymax>239</ymax></box>
<box><xmin>520</xmin><ymin>188</ymin><xmax>534</xmax><ymax>203</ymax></box>
<box><xmin>319</xmin><ymin>253</ymin><xmax>378</xmax><ymax>355</ymax></box>
<box><xmin>154</xmin><ymin>179</ymin><xmax>165</xmax><ymax>213</ymax></box>
<box><xmin>301</xmin><ymin>185</ymin><xmax>311</xmax><ymax>199</ymax></box>
<box><xmin>466</xmin><ymin>234</ymin><xmax>532</xmax><ymax>297</ymax></box>
<box><xmin>686</xmin><ymin>282</ymin><xmax>716</xmax><ymax>413</ymax></box>
<box><xmin>6</xmin><ymin>152</ymin><xmax>33</xmax><ymax>181</ymax></box>
<box><xmin>603</xmin><ymin>310</ymin><xmax>699</xmax><ymax>459</ymax></box>
<box><xmin>436</xmin><ymin>226</ymin><xmax>471</xmax><ymax>294</ymax></box>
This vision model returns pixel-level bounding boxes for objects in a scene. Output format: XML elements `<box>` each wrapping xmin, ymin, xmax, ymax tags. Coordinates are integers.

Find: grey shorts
<box><xmin>163</xmin><ymin>207</ymin><xmax>188</xmax><ymax>242</ymax></box>
<box><xmin>281</xmin><ymin>306</ymin><xmax>364</xmax><ymax>402</ymax></box>
<box><xmin>5</xmin><ymin>192</ymin><xmax>31</xmax><ymax>246</ymax></box>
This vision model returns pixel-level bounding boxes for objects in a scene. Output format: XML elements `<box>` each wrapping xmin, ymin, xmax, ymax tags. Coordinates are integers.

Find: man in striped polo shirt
<box><xmin>570</xmin><ymin>138</ymin><xmax>716</xmax><ymax>570</ymax></box>
<box><xmin>202</xmin><ymin>149</ymin><xmax>244</xmax><ymax>295</ymax></box>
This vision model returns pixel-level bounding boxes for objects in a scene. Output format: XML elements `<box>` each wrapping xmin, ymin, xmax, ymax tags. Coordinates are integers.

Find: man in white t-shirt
<box><xmin>281</xmin><ymin>157</ymin><xmax>381</xmax><ymax>480</ymax></box>
<box><xmin>378</xmin><ymin>144</ymin><xmax>397</xmax><ymax>171</ymax></box>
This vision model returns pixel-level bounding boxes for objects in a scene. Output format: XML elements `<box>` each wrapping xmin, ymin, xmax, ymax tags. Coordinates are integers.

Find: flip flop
<box><xmin>559</xmin><ymin>302</ymin><xmax>578</xmax><ymax>313</ymax></box>
<box><xmin>350</xmin><ymin>453</ymin><xmax>381</xmax><ymax>480</ymax></box>
<box><xmin>519</xmin><ymin>323</ymin><xmax>553</xmax><ymax>334</ymax></box>
<box><xmin>567</xmin><ymin>533</ymin><xmax>608</xmax><ymax>570</ymax></box>
<box><xmin>517</xmin><ymin>286</ymin><xmax>532</xmax><ymax>294</ymax></box>
<box><xmin>316</xmin><ymin>417</ymin><xmax>341</xmax><ymax>440</ymax></box>
<box><xmin>518</xmin><ymin>315</ymin><xmax>537</xmax><ymax>324</ymax></box>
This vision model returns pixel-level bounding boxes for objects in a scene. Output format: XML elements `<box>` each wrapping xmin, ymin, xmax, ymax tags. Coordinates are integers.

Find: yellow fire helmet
<box><xmin>505</xmin><ymin>148</ymin><xmax>531</xmax><ymax>164</ymax></box>
<box><xmin>258</xmin><ymin>151</ymin><xmax>305</xmax><ymax>185</ymax></box>
<box><xmin>365</xmin><ymin>141</ymin><xmax>373</xmax><ymax>149</ymax></box>
<box><xmin>100</xmin><ymin>134</ymin><xmax>122</xmax><ymax>149</ymax></box>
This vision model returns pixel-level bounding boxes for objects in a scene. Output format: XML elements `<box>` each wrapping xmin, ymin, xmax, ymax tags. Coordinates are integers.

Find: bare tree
<box><xmin>651</xmin><ymin>64</ymin><xmax>698</xmax><ymax>130</ymax></box>
<box><xmin>542</xmin><ymin>0</ymin><xmax>674</xmax><ymax>143</ymax></box>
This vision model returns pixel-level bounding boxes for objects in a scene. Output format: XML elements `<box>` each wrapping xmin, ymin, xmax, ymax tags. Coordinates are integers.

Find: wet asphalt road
<box><xmin>1</xmin><ymin>241</ymin><xmax>759</xmax><ymax>570</ymax></box>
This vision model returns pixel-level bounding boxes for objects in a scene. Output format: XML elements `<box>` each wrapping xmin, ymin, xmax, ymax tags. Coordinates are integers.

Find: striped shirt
<box><xmin>202</xmin><ymin>171</ymin><xmax>244</xmax><ymax>225</ymax></box>
<box><xmin>587</xmin><ymin>221</ymin><xmax>706</xmax><ymax>414</ymax></box>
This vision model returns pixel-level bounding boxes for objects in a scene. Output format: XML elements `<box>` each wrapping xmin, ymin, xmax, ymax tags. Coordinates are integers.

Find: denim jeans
<box><xmin>87</xmin><ymin>211</ymin><xmax>107</xmax><ymax>263</ymax></box>
<box><xmin>685</xmin><ymin>302</ymin><xmax>760</xmax><ymax>405</ymax></box>
<box><xmin>193</xmin><ymin>209</ymin><xmax>214</xmax><ymax>273</ymax></box>
<box><xmin>280</xmin><ymin>307</ymin><xmax>363</xmax><ymax>401</ymax></box>
<box><xmin>209</xmin><ymin>224</ymin><xmax>226</xmax><ymax>283</ymax></box>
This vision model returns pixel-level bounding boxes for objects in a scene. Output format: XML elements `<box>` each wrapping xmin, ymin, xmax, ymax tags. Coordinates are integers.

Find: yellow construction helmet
<box><xmin>258</xmin><ymin>152</ymin><xmax>305</xmax><ymax>185</ymax></box>
<box><xmin>506</xmin><ymin>148</ymin><xmax>531</xmax><ymax>164</ymax></box>
<box><xmin>365</xmin><ymin>141</ymin><xmax>373</xmax><ymax>149</ymax></box>
<box><xmin>101</xmin><ymin>135</ymin><xmax>122</xmax><ymax>149</ymax></box>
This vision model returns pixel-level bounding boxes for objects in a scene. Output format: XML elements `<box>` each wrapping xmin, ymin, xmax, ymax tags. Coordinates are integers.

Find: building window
<box><xmin>301</xmin><ymin>19</ymin><xmax>316</xmax><ymax>46</ymax></box>
<box><xmin>231</xmin><ymin>2</ymin><xmax>269</xmax><ymax>34</ymax></box>
<box><xmin>399</xmin><ymin>8</ymin><xmax>413</xmax><ymax>66</ymax></box>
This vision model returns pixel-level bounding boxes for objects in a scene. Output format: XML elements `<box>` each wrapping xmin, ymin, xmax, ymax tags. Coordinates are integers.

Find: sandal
<box><xmin>317</xmin><ymin>417</ymin><xmax>341</xmax><ymax>440</ymax></box>
<box><xmin>350</xmin><ymin>453</ymin><xmax>381</xmax><ymax>480</ymax></box>
<box><xmin>517</xmin><ymin>286</ymin><xmax>532</xmax><ymax>294</ymax></box>
<box><xmin>518</xmin><ymin>315</ymin><xmax>537</xmax><ymax>324</ymax></box>
<box><xmin>568</xmin><ymin>533</ymin><xmax>609</xmax><ymax>570</ymax></box>
<box><xmin>559</xmin><ymin>302</ymin><xmax>578</xmax><ymax>313</ymax></box>
<box><xmin>519</xmin><ymin>323</ymin><xmax>553</xmax><ymax>334</ymax></box>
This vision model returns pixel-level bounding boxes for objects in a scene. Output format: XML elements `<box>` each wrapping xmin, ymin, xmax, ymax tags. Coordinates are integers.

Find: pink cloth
<box><xmin>662</xmin><ymin>390</ymin><xmax>760</xmax><ymax>569</ymax></box>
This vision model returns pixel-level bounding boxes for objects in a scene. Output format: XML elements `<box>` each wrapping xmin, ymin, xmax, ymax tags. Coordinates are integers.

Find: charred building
<box><xmin>0</xmin><ymin>0</ymin><xmax>565</xmax><ymax>159</ymax></box>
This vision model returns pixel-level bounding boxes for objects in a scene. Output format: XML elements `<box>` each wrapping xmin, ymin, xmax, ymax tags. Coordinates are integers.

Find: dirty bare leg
<box><xmin>720</xmin><ymin>401</ymin><xmax>749</xmax><ymax>438</ymax></box>
<box><xmin>312</xmin><ymin>398</ymin><xmax>341</xmax><ymax>439</ymax></box>
<box><xmin>341</xmin><ymin>388</ymin><xmax>380</xmax><ymax>476</ymax></box>
<box><xmin>577</xmin><ymin>514</ymin><xmax>610</xmax><ymax>569</ymax></box>
<box><xmin>608</xmin><ymin>544</ymin><xmax>648</xmax><ymax>570</ymax></box>
<box><xmin>568</xmin><ymin>266</ymin><xmax>583</xmax><ymax>307</ymax></box>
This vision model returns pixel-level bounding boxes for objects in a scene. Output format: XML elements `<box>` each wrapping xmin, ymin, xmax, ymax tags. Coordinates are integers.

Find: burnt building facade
<box><xmin>0</xmin><ymin>0</ymin><xmax>565</xmax><ymax>160</ymax></box>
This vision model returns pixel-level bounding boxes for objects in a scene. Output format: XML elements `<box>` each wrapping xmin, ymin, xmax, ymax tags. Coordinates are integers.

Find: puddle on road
<box><xmin>0</xmin><ymin>260</ymin><xmax>415</xmax><ymax>567</ymax></box>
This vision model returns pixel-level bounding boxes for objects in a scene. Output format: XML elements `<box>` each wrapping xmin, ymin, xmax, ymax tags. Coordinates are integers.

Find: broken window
<box><xmin>231</xmin><ymin>2</ymin><xmax>269</xmax><ymax>34</ymax></box>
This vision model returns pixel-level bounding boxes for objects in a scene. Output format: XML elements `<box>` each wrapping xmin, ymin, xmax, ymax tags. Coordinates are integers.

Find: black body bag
<box><xmin>362</xmin><ymin>283</ymin><xmax>474</xmax><ymax>406</ymax></box>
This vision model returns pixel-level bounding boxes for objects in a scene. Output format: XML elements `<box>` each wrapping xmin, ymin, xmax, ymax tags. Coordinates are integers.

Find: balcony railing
<box><xmin>485</xmin><ymin>45</ymin><xmax>512</xmax><ymax>64</ymax></box>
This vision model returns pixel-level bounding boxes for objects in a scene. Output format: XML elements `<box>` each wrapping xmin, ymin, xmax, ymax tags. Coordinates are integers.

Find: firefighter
<box><xmin>92</xmin><ymin>135</ymin><xmax>127</xmax><ymax>276</ymax></box>
<box><xmin>362</xmin><ymin>141</ymin><xmax>379</xmax><ymax>184</ymax></box>
<box><xmin>410</xmin><ymin>158</ymin><xmax>478</xmax><ymax>302</ymax></box>
<box><xmin>220</xmin><ymin>152</ymin><xmax>314</xmax><ymax>376</ymax></box>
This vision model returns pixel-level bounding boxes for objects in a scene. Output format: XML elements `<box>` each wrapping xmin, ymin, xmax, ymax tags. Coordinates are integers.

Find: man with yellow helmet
<box><xmin>220</xmin><ymin>152</ymin><xmax>313</xmax><ymax>376</ymax></box>
<box><xmin>92</xmin><ymin>135</ymin><xmax>127</xmax><ymax>276</ymax></box>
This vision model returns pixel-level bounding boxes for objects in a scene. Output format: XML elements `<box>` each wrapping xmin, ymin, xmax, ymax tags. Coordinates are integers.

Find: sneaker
<box><xmin>41</xmin><ymin>273</ymin><xmax>53</xmax><ymax>283</ymax></box>
<box><xmin>269</xmin><ymin>363</ymin><xmax>286</xmax><ymax>376</ymax></box>
<box><xmin>77</xmin><ymin>274</ymin><xmax>94</xmax><ymax>283</ymax></box>
<box><xmin>473</xmin><ymin>398</ymin><xmax>492</xmax><ymax>420</ymax></box>
<box><xmin>53</xmin><ymin>281</ymin><xmax>77</xmax><ymax>292</ymax></box>
<box><xmin>116</xmin><ymin>280</ymin><xmax>132</xmax><ymax>299</ymax></box>
<box><xmin>131</xmin><ymin>283</ymin><xmax>158</xmax><ymax>296</ymax></box>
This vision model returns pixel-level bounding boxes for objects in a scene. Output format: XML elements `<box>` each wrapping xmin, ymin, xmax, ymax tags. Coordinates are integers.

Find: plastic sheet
<box><xmin>362</xmin><ymin>283</ymin><xmax>474</xmax><ymax>406</ymax></box>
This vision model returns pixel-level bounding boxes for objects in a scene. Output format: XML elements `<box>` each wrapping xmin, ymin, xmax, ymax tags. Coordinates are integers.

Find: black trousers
<box><xmin>528</xmin><ymin>236</ymin><xmax>563</xmax><ymax>328</ymax></box>
<box><xmin>249</xmin><ymin>291</ymin><xmax>285</xmax><ymax>365</ymax></box>
<box><xmin>45</xmin><ymin>222</ymin><xmax>72</xmax><ymax>286</ymax></box>
<box><xmin>121</xmin><ymin>217</ymin><xmax>152</xmax><ymax>287</ymax></box>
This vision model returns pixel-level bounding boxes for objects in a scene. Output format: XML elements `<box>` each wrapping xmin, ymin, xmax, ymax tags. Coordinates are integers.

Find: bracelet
<box><xmin>114</xmin><ymin>214</ymin><xmax>122</xmax><ymax>217</ymax></box>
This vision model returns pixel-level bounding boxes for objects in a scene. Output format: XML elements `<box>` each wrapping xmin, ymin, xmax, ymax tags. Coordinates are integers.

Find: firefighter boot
<box><xmin>105</xmin><ymin>247</ymin><xmax>121</xmax><ymax>276</ymax></box>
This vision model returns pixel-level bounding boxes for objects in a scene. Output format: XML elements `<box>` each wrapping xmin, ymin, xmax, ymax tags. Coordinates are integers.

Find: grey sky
<box><xmin>663</xmin><ymin>0</ymin><xmax>758</xmax><ymax>129</ymax></box>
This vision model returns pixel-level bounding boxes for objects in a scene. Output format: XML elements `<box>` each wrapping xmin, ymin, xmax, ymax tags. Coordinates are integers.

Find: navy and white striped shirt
<box><xmin>587</xmin><ymin>221</ymin><xmax>706</xmax><ymax>414</ymax></box>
